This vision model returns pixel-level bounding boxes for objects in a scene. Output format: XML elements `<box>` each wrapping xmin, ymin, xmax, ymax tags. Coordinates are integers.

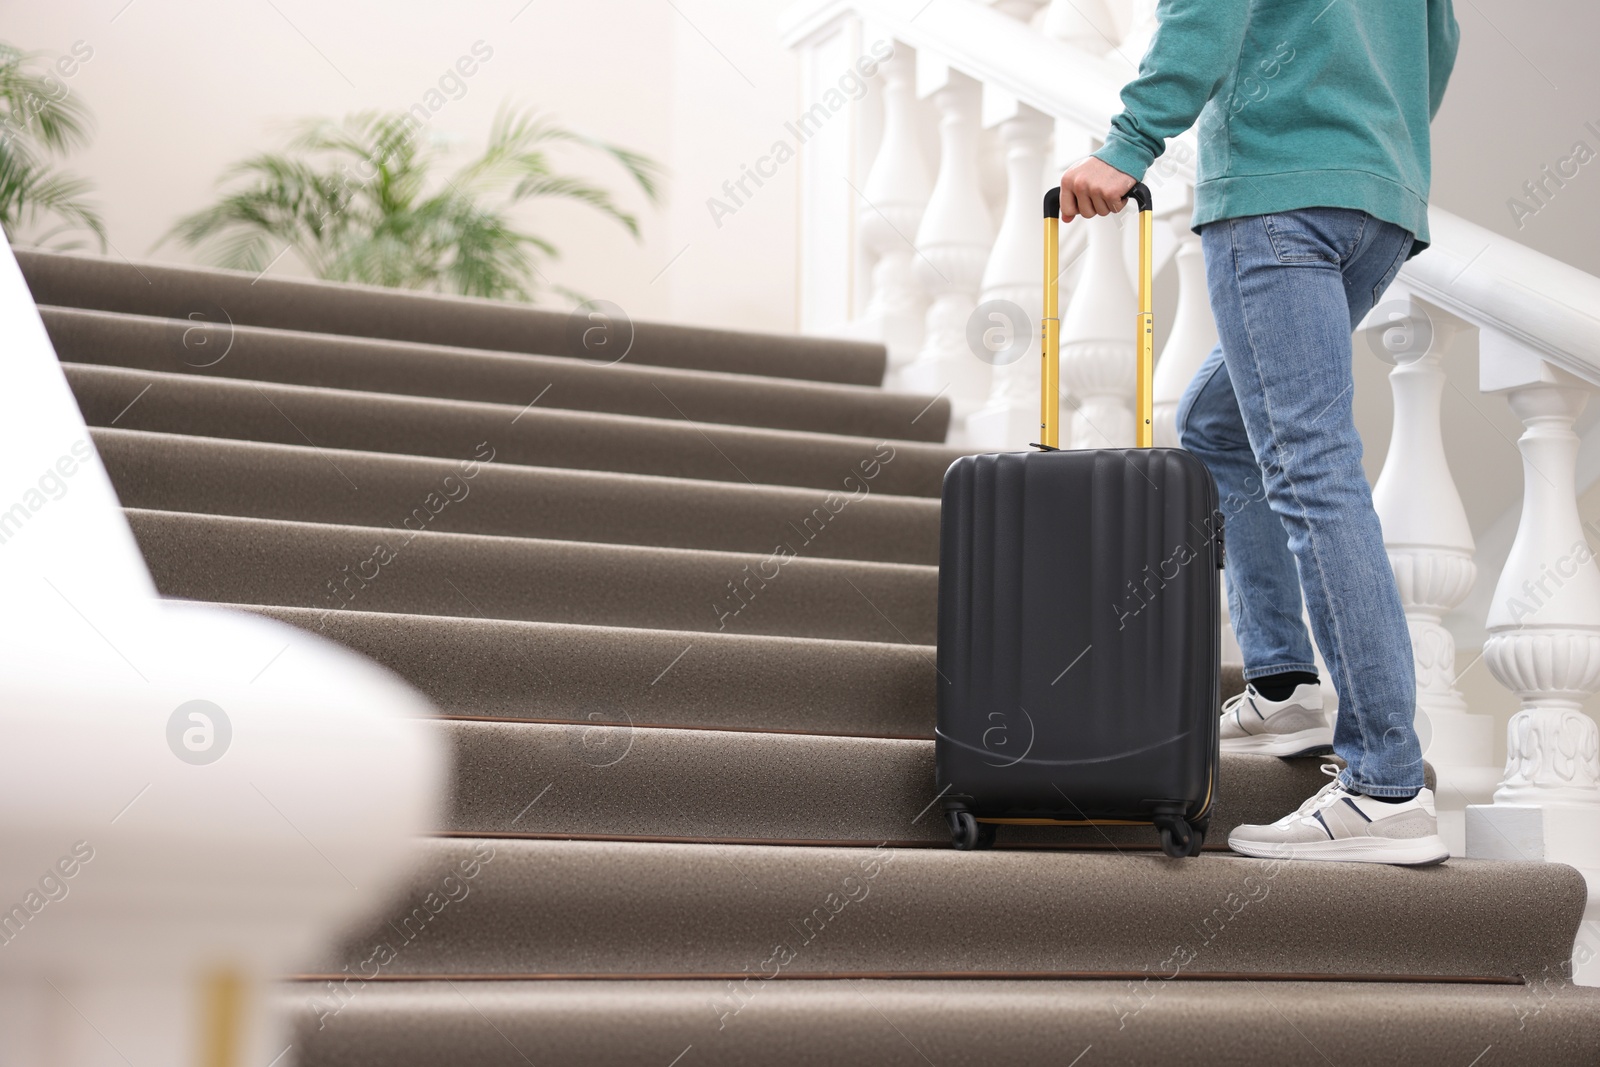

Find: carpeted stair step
<box><xmin>434</xmin><ymin>719</ymin><xmax>1417</xmax><ymax>848</ymax></box>
<box><xmin>311</xmin><ymin>838</ymin><xmax>1584</xmax><ymax>981</ymax></box>
<box><xmin>240</xmin><ymin>605</ymin><xmax>1246</xmax><ymax>736</ymax></box>
<box><xmin>129</xmin><ymin>510</ymin><xmax>937</xmax><ymax>643</ymax></box>
<box><xmin>282</xmin><ymin>978</ymin><xmax>1600</xmax><ymax>1067</ymax></box>
<box><xmin>240</xmin><ymin>605</ymin><xmax>936</xmax><ymax>736</ymax></box>
<box><xmin>43</xmin><ymin>306</ymin><xmax>951</xmax><ymax>441</ymax></box>
<box><xmin>19</xmin><ymin>249</ymin><xmax>889</xmax><ymax>385</ymax></box>
<box><xmin>94</xmin><ymin>430</ymin><xmax>940</xmax><ymax>565</ymax></box>
<box><xmin>68</xmin><ymin>364</ymin><xmax>961</xmax><ymax>495</ymax></box>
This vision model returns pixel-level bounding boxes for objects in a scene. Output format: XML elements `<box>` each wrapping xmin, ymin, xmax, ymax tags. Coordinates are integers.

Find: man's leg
<box><xmin>1177</xmin><ymin>343</ymin><xmax>1318</xmax><ymax>678</ymax></box>
<box><xmin>1177</xmin><ymin>344</ymin><xmax>1332</xmax><ymax>756</ymax></box>
<box><xmin>1200</xmin><ymin>209</ymin><xmax>1424</xmax><ymax>799</ymax></box>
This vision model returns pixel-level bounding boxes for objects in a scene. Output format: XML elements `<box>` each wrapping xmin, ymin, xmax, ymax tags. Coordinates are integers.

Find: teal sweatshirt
<box><xmin>1093</xmin><ymin>0</ymin><xmax>1459</xmax><ymax>254</ymax></box>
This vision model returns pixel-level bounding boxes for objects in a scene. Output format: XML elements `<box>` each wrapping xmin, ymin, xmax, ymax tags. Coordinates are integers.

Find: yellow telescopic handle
<box><xmin>1135</xmin><ymin>189</ymin><xmax>1154</xmax><ymax>448</ymax></box>
<box><xmin>1041</xmin><ymin>183</ymin><xmax>1155</xmax><ymax>450</ymax></box>
<box><xmin>1040</xmin><ymin>190</ymin><xmax>1061</xmax><ymax>449</ymax></box>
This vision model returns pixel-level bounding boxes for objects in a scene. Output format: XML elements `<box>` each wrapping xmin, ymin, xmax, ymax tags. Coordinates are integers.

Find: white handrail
<box><xmin>1402</xmin><ymin>209</ymin><xmax>1600</xmax><ymax>386</ymax></box>
<box><xmin>778</xmin><ymin>0</ymin><xmax>1130</xmax><ymax>151</ymax></box>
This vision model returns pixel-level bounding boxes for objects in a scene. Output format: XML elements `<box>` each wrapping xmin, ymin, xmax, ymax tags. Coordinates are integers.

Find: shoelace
<box><xmin>1221</xmin><ymin>687</ymin><xmax>1263</xmax><ymax>730</ymax></box>
<box><xmin>1277</xmin><ymin>763</ymin><xmax>1352</xmax><ymax>825</ymax></box>
<box><xmin>1220</xmin><ymin>689</ymin><xmax>1252</xmax><ymax>717</ymax></box>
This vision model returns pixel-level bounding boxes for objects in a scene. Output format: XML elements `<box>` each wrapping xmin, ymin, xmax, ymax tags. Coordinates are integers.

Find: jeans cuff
<box><xmin>1336</xmin><ymin>769</ymin><xmax>1423</xmax><ymax>798</ymax></box>
<box><xmin>1241</xmin><ymin>662</ymin><xmax>1319</xmax><ymax>682</ymax></box>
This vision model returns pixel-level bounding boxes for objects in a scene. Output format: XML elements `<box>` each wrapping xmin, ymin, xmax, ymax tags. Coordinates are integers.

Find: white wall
<box><xmin>1430</xmin><ymin>0</ymin><xmax>1600</xmax><ymax>277</ymax></box>
<box><xmin>1</xmin><ymin>0</ymin><xmax>802</xmax><ymax>334</ymax></box>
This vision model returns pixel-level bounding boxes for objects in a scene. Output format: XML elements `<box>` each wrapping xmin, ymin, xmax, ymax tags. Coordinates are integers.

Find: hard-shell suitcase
<box><xmin>935</xmin><ymin>183</ymin><xmax>1222</xmax><ymax>858</ymax></box>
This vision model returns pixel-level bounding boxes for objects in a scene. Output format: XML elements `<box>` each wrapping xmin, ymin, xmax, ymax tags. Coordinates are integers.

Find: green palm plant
<box><xmin>165</xmin><ymin>106</ymin><xmax>663</xmax><ymax>303</ymax></box>
<box><xmin>0</xmin><ymin>42</ymin><xmax>106</xmax><ymax>250</ymax></box>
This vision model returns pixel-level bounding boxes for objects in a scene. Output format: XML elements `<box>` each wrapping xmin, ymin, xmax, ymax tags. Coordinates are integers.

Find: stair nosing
<box><xmin>68</xmin><ymin>361</ymin><xmax>961</xmax><ymax>451</ymax></box>
<box><xmin>23</xmin><ymin>248</ymin><xmax>891</xmax><ymax>388</ymax></box>
<box><xmin>205</xmin><ymin>601</ymin><xmax>936</xmax><ymax>651</ymax></box>
<box><xmin>127</xmin><ymin>506</ymin><xmax>939</xmax><ymax>574</ymax></box>
<box><xmin>282</xmin><ymin>969</ymin><xmax>1525</xmax><ymax>985</ymax></box>
<box><xmin>44</xmin><ymin>303</ymin><xmax>943</xmax><ymax>406</ymax></box>
<box><xmin>91</xmin><ymin>425</ymin><xmax>947</xmax><ymax>509</ymax></box>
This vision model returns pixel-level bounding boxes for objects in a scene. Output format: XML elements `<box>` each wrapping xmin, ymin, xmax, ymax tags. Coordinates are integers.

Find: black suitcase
<box><xmin>935</xmin><ymin>184</ymin><xmax>1221</xmax><ymax>858</ymax></box>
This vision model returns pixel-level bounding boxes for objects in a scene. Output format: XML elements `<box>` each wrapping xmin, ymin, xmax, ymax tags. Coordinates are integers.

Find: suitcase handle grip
<box><xmin>1039</xmin><ymin>182</ymin><xmax>1155</xmax><ymax>449</ymax></box>
<box><xmin>1043</xmin><ymin>182</ymin><xmax>1151</xmax><ymax>218</ymax></box>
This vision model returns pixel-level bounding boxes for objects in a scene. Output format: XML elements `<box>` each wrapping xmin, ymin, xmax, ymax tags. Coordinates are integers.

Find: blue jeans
<box><xmin>1176</xmin><ymin>208</ymin><xmax>1424</xmax><ymax>797</ymax></box>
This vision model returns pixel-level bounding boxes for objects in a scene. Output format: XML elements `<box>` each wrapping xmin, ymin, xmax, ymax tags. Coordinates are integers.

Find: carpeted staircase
<box><xmin>22</xmin><ymin>248</ymin><xmax>1600</xmax><ymax>1064</ymax></box>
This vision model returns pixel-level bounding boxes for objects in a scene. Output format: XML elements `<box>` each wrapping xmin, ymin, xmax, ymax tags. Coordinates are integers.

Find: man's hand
<box><xmin>1058</xmin><ymin>157</ymin><xmax>1137</xmax><ymax>222</ymax></box>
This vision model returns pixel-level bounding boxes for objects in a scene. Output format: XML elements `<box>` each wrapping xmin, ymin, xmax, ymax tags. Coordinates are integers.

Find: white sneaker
<box><xmin>1228</xmin><ymin>765</ymin><xmax>1449</xmax><ymax>866</ymax></box>
<box><xmin>1219</xmin><ymin>682</ymin><xmax>1333</xmax><ymax>757</ymax></box>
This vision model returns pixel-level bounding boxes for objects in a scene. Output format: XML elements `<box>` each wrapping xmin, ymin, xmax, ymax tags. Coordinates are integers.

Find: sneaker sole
<box><xmin>1219</xmin><ymin>726</ymin><xmax>1335</xmax><ymax>758</ymax></box>
<box><xmin>1226</xmin><ymin>833</ymin><xmax>1450</xmax><ymax>867</ymax></box>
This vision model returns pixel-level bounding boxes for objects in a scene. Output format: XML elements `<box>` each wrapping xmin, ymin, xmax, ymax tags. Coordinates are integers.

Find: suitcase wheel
<box><xmin>947</xmin><ymin>810</ymin><xmax>997</xmax><ymax>851</ymax></box>
<box><xmin>1156</xmin><ymin>817</ymin><xmax>1205</xmax><ymax>859</ymax></box>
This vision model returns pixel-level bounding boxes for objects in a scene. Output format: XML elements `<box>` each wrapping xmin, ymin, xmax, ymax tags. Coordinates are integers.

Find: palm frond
<box><xmin>168</xmin><ymin>104</ymin><xmax>664</xmax><ymax>303</ymax></box>
<box><xmin>511</xmin><ymin>173</ymin><xmax>643</xmax><ymax>237</ymax></box>
<box><xmin>0</xmin><ymin>41</ymin><xmax>103</xmax><ymax>249</ymax></box>
<box><xmin>0</xmin><ymin>44</ymin><xmax>94</xmax><ymax>155</ymax></box>
<box><xmin>0</xmin><ymin>156</ymin><xmax>105</xmax><ymax>249</ymax></box>
<box><xmin>480</xmin><ymin>104</ymin><xmax>666</xmax><ymax>205</ymax></box>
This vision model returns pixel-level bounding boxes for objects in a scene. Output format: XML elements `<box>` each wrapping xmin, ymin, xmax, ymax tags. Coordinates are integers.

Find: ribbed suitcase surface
<box><xmin>935</xmin><ymin>446</ymin><xmax>1220</xmax><ymax>834</ymax></box>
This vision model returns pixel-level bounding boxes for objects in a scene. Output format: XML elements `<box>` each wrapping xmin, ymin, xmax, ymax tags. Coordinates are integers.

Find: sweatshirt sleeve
<box><xmin>1091</xmin><ymin>0</ymin><xmax>1251</xmax><ymax>180</ymax></box>
<box><xmin>1426</xmin><ymin>0</ymin><xmax>1460</xmax><ymax>120</ymax></box>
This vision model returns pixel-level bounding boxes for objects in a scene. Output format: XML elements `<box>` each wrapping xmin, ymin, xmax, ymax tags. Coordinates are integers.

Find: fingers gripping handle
<box><xmin>1042</xmin><ymin>182</ymin><xmax>1151</xmax><ymax>218</ymax></box>
<box><xmin>1040</xmin><ymin>183</ymin><xmax>1155</xmax><ymax>450</ymax></box>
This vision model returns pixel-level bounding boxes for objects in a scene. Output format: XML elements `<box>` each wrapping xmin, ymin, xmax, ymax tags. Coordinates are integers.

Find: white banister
<box><xmin>1400</xmin><ymin>211</ymin><xmax>1600</xmax><ymax>383</ymax></box>
<box><xmin>0</xmin><ymin>239</ymin><xmax>446</xmax><ymax>1063</ymax></box>
<box><xmin>899</xmin><ymin>68</ymin><xmax>995</xmax><ymax>425</ymax></box>
<box><xmin>967</xmin><ymin>105</ymin><xmax>1051</xmax><ymax>448</ymax></box>
<box><xmin>1368</xmin><ymin>302</ymin><xmax>1492</xmax><ymax>853</ymax></box>
<box><xmin>858</xmin><ymin>44</ymin><xmax>932</xmax><ymax>385</ymax></box>
<box><xmin>781</xmin><ymin>2</ymin><xmax>1132</xmax><ymax>153</ymax></box>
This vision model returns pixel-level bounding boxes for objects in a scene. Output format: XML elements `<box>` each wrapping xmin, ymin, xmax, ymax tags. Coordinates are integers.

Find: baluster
<box><xmin>900</xmin><ymin>69</ymin><xmax>996</xmax><ymax>431</ymax></box>
<box><xmin>1467</xmin><ymin>356</ymin><xmax>1600</xmax><ymax>932</ymax></box>
<box><xmin>1369</xmin><ymin>305</ymin><xmax>1493</xmax><ymax>853</ymax></box>
<box><xmin>859</xmin><ymin>45</ymin><xmax>932</xmax><ymax>387</ymax></box>
<box><xmin>1151</xmin><ymin>224</ymin><xmax>1215</xmax><ymax>446</ymax></box>
<box><xmin>1059</xmin><ymin>198</ymin><xmax>1137</xmax><ymax>449</ymax></box>
<box><xmin>967</xmin><ymin>106</ymin><xmax>1051</xmax><ymax>448</ymax></box>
